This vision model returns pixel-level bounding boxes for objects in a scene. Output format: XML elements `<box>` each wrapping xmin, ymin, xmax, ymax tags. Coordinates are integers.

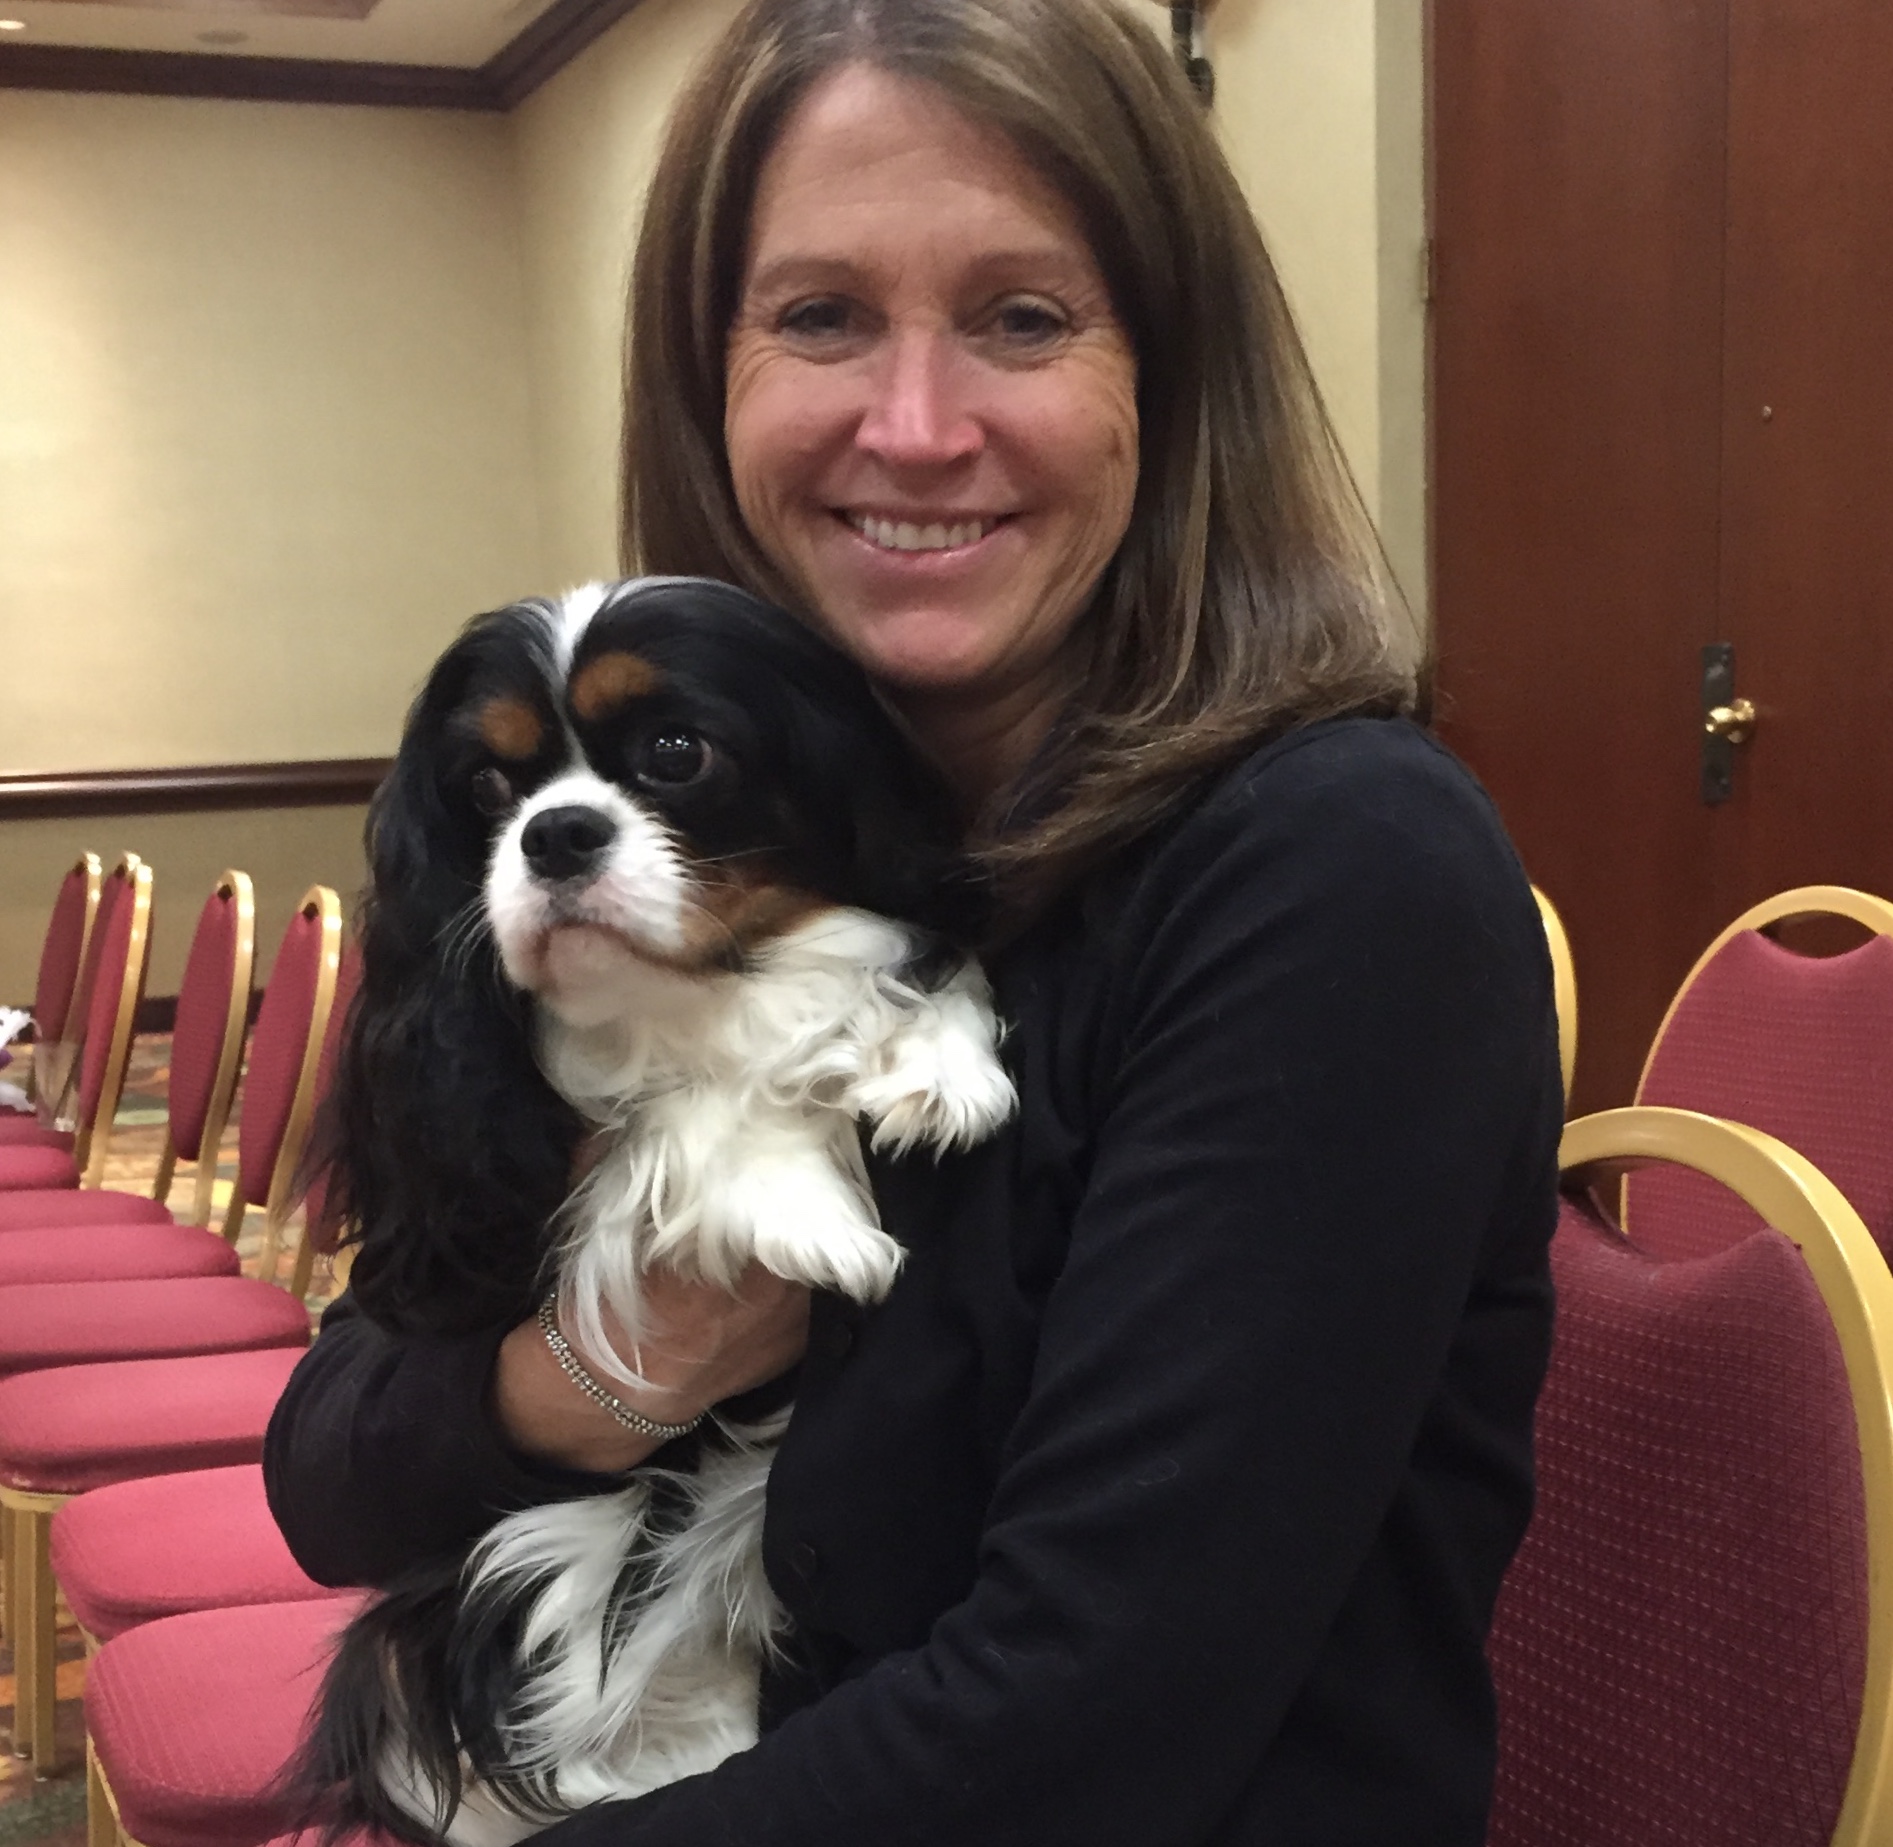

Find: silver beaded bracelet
<box><xmin>537</xmin><ymin>1297</ymin><xmax>707</xmax><ymax>1443</ymax></box>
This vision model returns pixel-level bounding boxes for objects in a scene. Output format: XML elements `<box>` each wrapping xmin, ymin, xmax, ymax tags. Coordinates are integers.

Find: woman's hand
<box><xmin>492</xmin><ymin>1264</ymin><xmax>811</xmax><ymax>1474</ymax></box>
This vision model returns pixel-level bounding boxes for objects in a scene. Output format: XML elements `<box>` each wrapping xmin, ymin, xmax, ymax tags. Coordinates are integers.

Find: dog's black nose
<box><xmin>521</xmin><ymin>805</ymin><xmax>618</xmax><ymax>882</ymax></box>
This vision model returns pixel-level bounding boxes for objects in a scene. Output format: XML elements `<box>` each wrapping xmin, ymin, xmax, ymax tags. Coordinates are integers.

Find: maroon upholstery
<box><xmin>0</xmin><ymin>1142</ymin><xmax>80</xmax><ymax>1191</ymax></box>
<box><xmin>169</xmin><ymin>884</ymin><xmax>245</xmax><ymax>1163</ymax></box>
<box><xmin>86</xmin><ymin>1593</ymin><xmax>365</xmax><ymax>1847</ymax></box>
<box><xmin>33</xmin><ymin>860</ymin><xmax>95</xmax><ymax>1044</ymax></box>
<box><xmin>0</xmin><ymin>1222</ymin><xmax>240</xmax><ymax>1286</ymax></box>
<box><xmin>1631</xmin><ymin>929</ymin><xmax>1893</xmax><ymax>1259</ymax></box>
<box><xmin>1486</xmin><ymin>1193</ymin><xmax>1867</xmax><ymax>1846</ymax></box>
<box><xmin>0</xmin><ymin>1276</ymin><xmax>308</xmax><ymax>1378</ymax></box>
<box><xmin>51</xmin><ymin>1464</ymin><xmax>327</xmax><ymax>1641</ymax></box>
<box><xmin>0</xmin><ymin>1189</ymin><xmax>173</xmax><ymax>1232</ymax></box>
<box><xmin>61</xmin><ymin>867</ymin><xmax>130</xmax><ymax>1093</ymax></box>
<box><xmin>0</xmin><ymin>1344</ymin><xmax>306</xmax><ymax>1494</ymax></box>
<box><xmin>0</xmin><ymin>1120</ymin><xmax>73</xmax><ymax>1148</ymax></box>
<box><xmin>238</xmin><ymin>905</ymin><xmax>331</xmax><ymax>1214</ymax></box>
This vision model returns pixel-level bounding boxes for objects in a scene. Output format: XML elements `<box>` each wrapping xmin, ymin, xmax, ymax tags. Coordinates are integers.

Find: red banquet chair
<box><xmin>86</xmin><ymin>1593</ymin><xmax>367</xmax><ymax>1847</ymax></box>
<box><xmin>0</xmin><ymin>888</ymin><xmax>345</xmax><ymax>1770</ymax></box>
<box><xmin>0</xmin><ymin>852</ymin><xmax>102</xmax><ymax>1148</ymax></box>
<box><xmin>0</xmin><ymin>853</ymin><xmax>152</xmax><ymax>1195</ymax></box>
<box><xmin>0</xmin><ymin>869</ymin><xmax>257</xmax><ymax>1285</ymax></box>
<box><xmin>46</xmin><ymin>948</ymin><xmax>361</xmax><ymax>1673</ymax></box>
<box><xmin>1487</xmin><ymin>1106</ymin><xmax>1893</xmax><ymax>1847</ymax></box>
<box><xmin>1628</xmin><ymin>885</ymin><xmax>1893</xmax><ymax>1263</ymax></box>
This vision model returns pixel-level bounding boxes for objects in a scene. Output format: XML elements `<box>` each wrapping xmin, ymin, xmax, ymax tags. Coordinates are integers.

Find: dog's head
<box><xmin>420</xmin><ymin>578</ymin><xmax>980</xmax><ymax>1023</ymax></box>
<box><xmin>336</xmin><ymin>578</ymin><xmax>982</xmax><ymax>1332</ymax></box>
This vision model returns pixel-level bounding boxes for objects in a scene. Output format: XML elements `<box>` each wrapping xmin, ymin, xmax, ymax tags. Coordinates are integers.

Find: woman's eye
<box><xmin>778</xmin><ymin>297</ymin><xmax>855</xmax><ymax>341</ymax></box>
<box><xmin>636</xmin><ymin>732</ymin><xmax>715</xmax><ymax>788</ymax></box>
<box><xmin>989</xmin><ymin>298</ymin><xmax>1068</xmax><ymax>345</ymax></box>
<box><xmin>470</xmin><ymin>768</ymin><xmax>514</xmax><ymax>817</ymax></box>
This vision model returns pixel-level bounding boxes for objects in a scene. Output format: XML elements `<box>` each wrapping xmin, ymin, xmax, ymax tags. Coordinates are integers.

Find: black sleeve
<box><xmin>529</xmin><ymin>732</ymin><xmax>1561</xmax><ymax>1845</ymax></box>
<box><xmin>263</xmin><ymin>1293</ymin><xmax>621</xmax><ymax>1586</ymax></box>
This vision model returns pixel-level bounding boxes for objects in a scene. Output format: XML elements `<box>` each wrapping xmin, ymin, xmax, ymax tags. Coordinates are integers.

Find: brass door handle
<box><xmin>1704</xmin><ymin>698</ymin><xmax>1758</xmax><ymax>745</ymax></box>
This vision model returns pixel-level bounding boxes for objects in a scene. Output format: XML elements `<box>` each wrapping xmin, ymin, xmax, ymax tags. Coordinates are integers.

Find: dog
<box><xmin>294</xmin><ymin>577</ymin><xmax>1016</xmax><ymax>1845</ymax></box>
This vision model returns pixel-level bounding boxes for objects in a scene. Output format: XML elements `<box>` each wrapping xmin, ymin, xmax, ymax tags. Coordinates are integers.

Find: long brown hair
<box><xmin>622</xmin><ymin>0</ymin><xmax>1419</xmax><ymax>920</ymax></box>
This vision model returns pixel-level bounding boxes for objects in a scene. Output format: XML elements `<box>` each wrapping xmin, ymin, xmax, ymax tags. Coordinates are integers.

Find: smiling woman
<box><xmin>263</xmin><ymin>5</ymin><xmax>1562</xmax><ymax>1845</ymax></box>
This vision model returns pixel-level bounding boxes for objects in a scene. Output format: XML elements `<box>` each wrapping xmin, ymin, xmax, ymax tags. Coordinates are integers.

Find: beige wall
<box><xmin>0</xmin><ymin>88</ymin><xmax>548</xmax><ymax>1000</ymax></box>
<box><xmin>1210</xmin><ymin>0</ymin><xmax>1428</xmax><ymax>621</ymax></box>
<box><xmin>509</xmin><ymin>0</ymin><xmax>746</xmax><ymax>587</ymax></box>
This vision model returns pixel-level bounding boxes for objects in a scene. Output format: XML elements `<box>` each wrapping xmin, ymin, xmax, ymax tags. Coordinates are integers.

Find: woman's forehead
<box><xmin>742</xmin><ymin>63</ymin><xmax>1102</xmax><ymax>286</ymax></box>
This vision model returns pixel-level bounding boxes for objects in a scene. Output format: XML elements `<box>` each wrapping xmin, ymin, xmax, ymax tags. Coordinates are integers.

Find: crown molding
<box><xmin>0</xmin><ymin>0</ymin><xmax>647</xmax><ymax>109</ymax></box>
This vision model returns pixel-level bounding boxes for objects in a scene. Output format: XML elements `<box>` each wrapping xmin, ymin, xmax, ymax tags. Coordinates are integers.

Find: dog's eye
<box><xmin>636</xmin><ymin>731</ymin><xmax>714</xmax><ymax>789</ymax></box>
<box><xmin>470</xmin><ymin>768</ymin><xmax>515</xmax><ymax>816</ymax></box>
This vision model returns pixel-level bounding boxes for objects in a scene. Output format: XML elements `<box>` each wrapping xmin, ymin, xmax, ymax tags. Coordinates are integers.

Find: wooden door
<box><xmin>1431</xmin><ymin>0</ymin><xmax>1893</xmax><ymax>1117</ymax></box>
<box><xmin>1715</xmin><ymin>0</ymin><xmax>1893</xmax><ymax>918</ymax></box>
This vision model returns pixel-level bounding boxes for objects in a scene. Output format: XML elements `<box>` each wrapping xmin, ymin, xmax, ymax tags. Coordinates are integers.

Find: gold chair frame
<box><xmin>2</xmin><ymin>886</ymin><xmax>340</xmax><ymax>1775</ymax></box>
<box><xmin>1530</xmin><ymin>884</ymin><xmax>1578</xmax><ymax>1106</ymax></box>
<box><xmin>1559</xmin><ymin>1105</ymin><xmax>1893</xmax><ymax>1846</ymax></box>
<box><xmin>231</xmin><ymin>884</ymin><xmax>343</xmax><ymax>1299</ymax></box>
<box><xmin>27</xmin><ymin>852</ymin><xmax>103</xmax><ymax>1124</ymax></box>
<box><xmin>75</xmin><ymin>860</ymin><xmax>156</xmax><ymax>1189</ymax></box>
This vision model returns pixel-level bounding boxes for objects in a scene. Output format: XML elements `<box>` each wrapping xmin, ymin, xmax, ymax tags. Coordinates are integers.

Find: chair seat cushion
<box><xmin>0</xmin><ymin>1143</ymin><xmax>80</xmax><ymax>1190</ymax></box>
<box><xmin>0</xmin><ymin>1345</ymin><xmax>307</xmax><ymax>1493</ymax></box>
<box><xmin>0</xmin><ymin>1223</ymin><xmax>241</xmax><ymax>1286</ymax></box>
<box><xmin>0</xmin><ymin>1118</ymin><xmax>73</xmax><ymax>1150</ymax></box>
<box><xmin>52</xmin><ymin>1464</ymin><xmax>328</xmax><ymax>1641</ymax></box>
<box><xmin>87</xmin><ymin>1594</ymin><xmax>367</xmax><ymax>1847</ymax></box>
<box><xmin>0</xmin><ymin>1276</ymin><xmax>310</xmax><ymax>1377</ymax></box>
<box><xmin>0</xmin><ymin>1188</ymin><xmax>174</xmax><ymax>1232</ymax></box>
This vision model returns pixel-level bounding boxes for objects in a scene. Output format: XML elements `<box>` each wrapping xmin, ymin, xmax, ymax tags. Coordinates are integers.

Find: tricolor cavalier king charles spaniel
<box><xmin>295</xmin><ymin>578</ymin><xmax>1014</xmax><ymax>1845</ymax></box>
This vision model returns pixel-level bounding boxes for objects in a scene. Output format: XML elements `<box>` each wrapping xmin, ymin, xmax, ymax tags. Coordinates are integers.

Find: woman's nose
<box><xmin>854</xmin><ymin>328</ymin><xmax>983</xmax><ymax>466</ymax></box>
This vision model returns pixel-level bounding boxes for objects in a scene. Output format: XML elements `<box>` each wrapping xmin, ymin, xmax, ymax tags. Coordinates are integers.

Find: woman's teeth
<box><xmin>849</xmin><ymin>514</ymin><xmax>997</xmax><ymax>553</ymax></box>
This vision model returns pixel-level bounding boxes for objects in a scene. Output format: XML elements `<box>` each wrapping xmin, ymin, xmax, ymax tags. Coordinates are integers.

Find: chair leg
<box><xmin>1</xmin><ymin>1500</ymin><xmax>14</xmax><ymax>1652</ymax></box>
<box><xmin>22</xmin><ymin>1507</ymin><xmax>56</xmax><ymax>1771</ymax></box>
<box><xmin>87</xmin><ymin>1736</ymin><xmax>119</xmax><ymax>1847</ymax></box>
<box><xmin>8</xmin><ymin>1507</ymin><xmax>32</xmax><ymax>1759</ymax></box>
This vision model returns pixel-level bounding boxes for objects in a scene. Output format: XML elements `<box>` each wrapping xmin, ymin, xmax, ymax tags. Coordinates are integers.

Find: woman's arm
<box><xmin>530</xmin><ymin>727</ymin><xmax>1563</xmax><ymax>1846</ymax></box>
<box><xmin>264</xmin><ymin>1268</ymin><xmax>810</xmax><ymax>1585</ymax></box>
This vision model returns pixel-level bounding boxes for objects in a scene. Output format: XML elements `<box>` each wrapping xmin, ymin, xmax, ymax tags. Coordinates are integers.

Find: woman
<box><xmin>266</xmin><ymin>1</ymin><xmax>1561</xmax><ymax>1841</ymax></box>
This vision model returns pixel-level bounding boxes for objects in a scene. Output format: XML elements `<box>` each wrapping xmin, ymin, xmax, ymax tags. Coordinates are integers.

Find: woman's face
<box><xmin>725</xmin><ymin>64</ymin><xmax>1139</xmax><ymax>724</ymax></box>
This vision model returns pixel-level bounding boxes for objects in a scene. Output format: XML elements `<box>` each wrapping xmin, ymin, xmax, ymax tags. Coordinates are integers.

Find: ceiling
<box><xmin>0</xmin><ymin>0</ymin><xmax>562</xmax><ymax>67</ymax></box>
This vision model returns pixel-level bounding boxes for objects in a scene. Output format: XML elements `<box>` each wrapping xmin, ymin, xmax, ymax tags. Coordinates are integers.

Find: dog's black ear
<box><xmin>328</xmin><ymin>619</ymin><xmax>583</xmax><ymax>1338</ymax></box>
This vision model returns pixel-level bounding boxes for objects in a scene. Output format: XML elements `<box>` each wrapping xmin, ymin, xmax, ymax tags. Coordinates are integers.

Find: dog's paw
<box><xmin>750</xmin><ymin>1214</ymin><xmax>905</xmax><ymax>1303</ymax></box>
<box><xmin>854</xmin><ymin>988</ymin><xmax>1016</xmax><ymax>1157</ymax></box>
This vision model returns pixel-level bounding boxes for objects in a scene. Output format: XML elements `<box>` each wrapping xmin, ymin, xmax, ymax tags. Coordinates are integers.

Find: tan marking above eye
<box><xmin>477</xmin><ymin>698</ymin><xmax>544</xmax><ymax>762</ymax></box>
<box><xmin>570</xmin><ymin>651</ymin><xmax>663</xmax><ymax>722</ymax></box>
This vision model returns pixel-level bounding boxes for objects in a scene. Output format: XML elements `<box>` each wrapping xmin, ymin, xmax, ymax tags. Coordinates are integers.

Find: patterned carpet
<box><xmin>0</xmin><ymin>1036</ymin><xmax>343</xmax><ymax>1842</ymax></box>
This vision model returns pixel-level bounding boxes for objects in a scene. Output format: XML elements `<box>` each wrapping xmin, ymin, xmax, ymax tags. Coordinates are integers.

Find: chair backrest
<box><xmin>225</xmin><ymin>888</ymin><xmax>343</xmax><ymax>1284</ymax></box>
<box><xmin>1629</xmin><ymin>885</ymin><xmax>1893</xmax><ymax>1260</ymax></box>
<box><xmin>165</xmin><ymin>871</ymin><xmax>257</xmax><ymax>1226</ymax></box>
<box><xmin>1488</xmin><ymin>1105</ymin><xmax>1893</xmax><ymax>1847</ymax></box>
<box><xmin>30</xmin><ymin>852</ymin><xmax>102</xmax><ymax>1050</ymax></box>
<box><xmin>74</xmin><ymin>859</ymin><xmax>156</xmax><ymax>1185</ymax></box>
<box><xmin>32</xmin><ymin>852</ymin><xmax>120</xmax><ymax>1127</ymax></box>
<box><xmin>289</xmin><ymin>939</ymin><xmax>361</xmax><ymax>1299</ymax></box>
<box><xmin>1531</xmin><ymin>884</ymin><xmax>1578</xmax><ymax>1107</ymax></box>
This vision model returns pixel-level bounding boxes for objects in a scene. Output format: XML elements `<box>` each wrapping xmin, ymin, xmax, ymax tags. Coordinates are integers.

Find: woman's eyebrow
<box><xmin>744</xmin><ymin>246</ymin><xmax>1102</xmax><ymax>301</ymax></box>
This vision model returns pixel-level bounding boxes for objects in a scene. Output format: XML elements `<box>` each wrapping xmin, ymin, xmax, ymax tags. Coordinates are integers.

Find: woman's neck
<box><xmin>893</xmin><ymin>677</ymin><xmax>1068</xmax><ymax>819</ymax></box>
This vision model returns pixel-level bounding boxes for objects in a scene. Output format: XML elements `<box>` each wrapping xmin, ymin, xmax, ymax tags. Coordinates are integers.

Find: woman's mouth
<box><xmin>842</xmin><ymin>511</ymin><xmax>1005</xmax><ymax>553</ymax></box>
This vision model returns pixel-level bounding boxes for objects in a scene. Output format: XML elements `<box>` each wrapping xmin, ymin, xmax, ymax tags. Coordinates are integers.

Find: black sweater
<box><xmin>265</xmin><ymin>716</ymin><xmax>1562</xmax><ymax>1846</ymax></box>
